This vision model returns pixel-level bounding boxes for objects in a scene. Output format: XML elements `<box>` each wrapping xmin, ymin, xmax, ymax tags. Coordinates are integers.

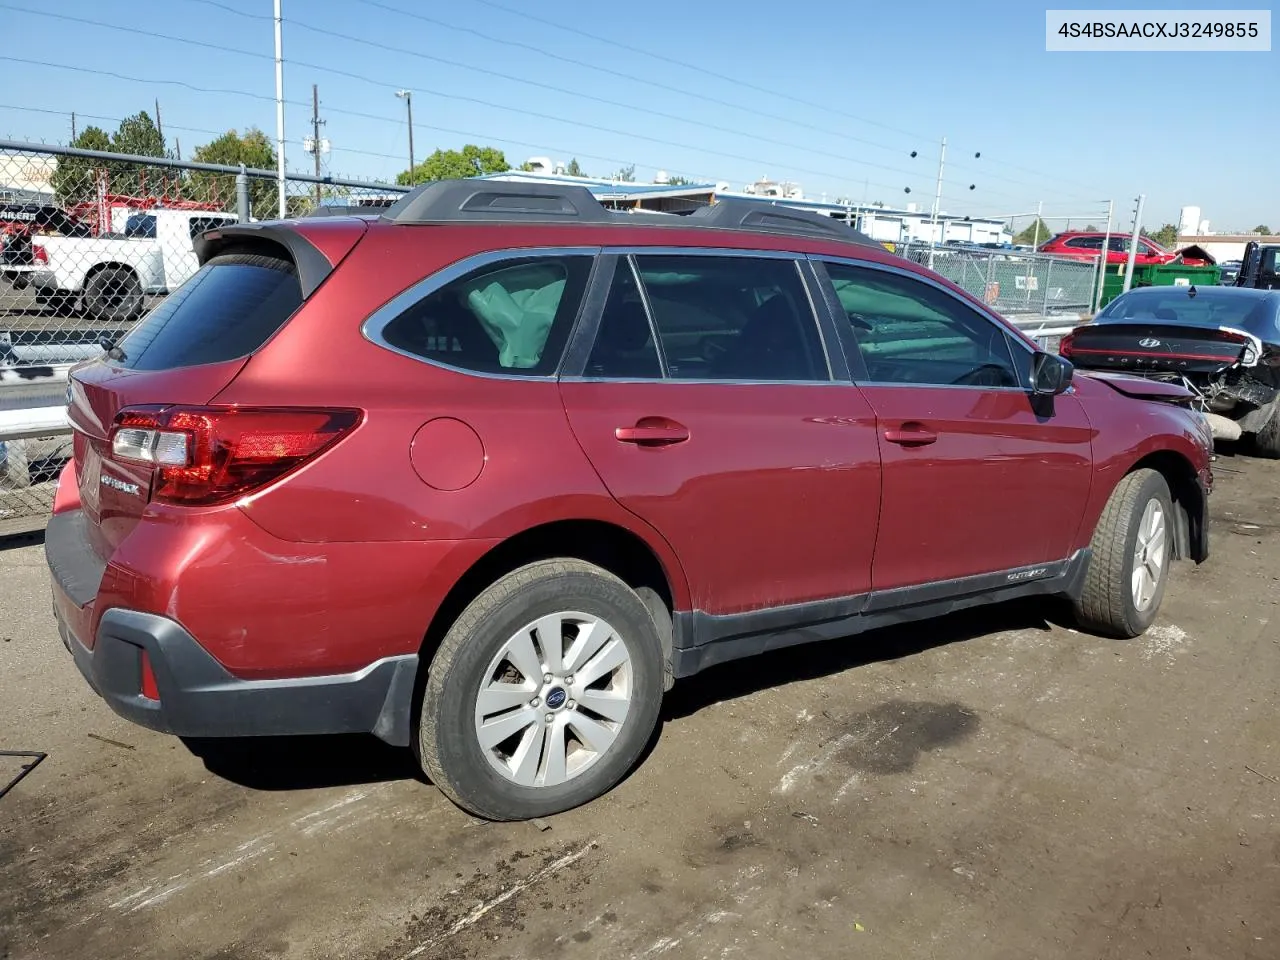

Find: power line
<box><xmin>457</xmin><ymin>0</ymin><xmax>1106</xmax><ymax>194</ymax></box>
<box><xmin>5</xmin><ymin>4</ymin><xmax>1100</xmax><ymax>206</ymax></box>
<box><xmin>157</xmin><ymin>0</ymin><xmax>1095</xmax><ymax>204</ymax></box>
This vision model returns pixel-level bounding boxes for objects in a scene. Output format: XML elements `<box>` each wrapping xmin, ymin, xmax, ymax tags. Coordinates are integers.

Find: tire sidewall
<box><xmin>87</xmin><ymin>268</ymin><xmax>142</xmax><ymax>321</ymax></box>
<box><xmin>1118</xmin><ymin>473</ymin><xmax>1174</xmax><ymax>634</ymax></box>
<box><xmin>423</xmin><ymin>567</ymin><xmax>664</xmax><ymax>820</ymax></box>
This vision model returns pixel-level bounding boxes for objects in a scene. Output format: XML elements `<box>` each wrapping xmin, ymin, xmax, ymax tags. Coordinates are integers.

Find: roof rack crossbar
<box><xmin>381</xmin><ymin>179</ymin><xmax>613</xmax><ymax>225</ymax></box>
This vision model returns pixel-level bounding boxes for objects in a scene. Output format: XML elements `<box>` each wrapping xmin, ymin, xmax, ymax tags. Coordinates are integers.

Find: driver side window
<box><xmin>824</xmin><ymin>261</ymin><xmax>1021</xmax><ymax>388</ymax></box>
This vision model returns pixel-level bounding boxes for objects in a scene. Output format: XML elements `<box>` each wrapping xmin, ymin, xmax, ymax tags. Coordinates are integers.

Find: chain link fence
<box><xmin>895</xmin><ymin>241</ymin><xmax>1099</xmax><ymax>316</ymax></box>
<box><xmin>0</xmin><ymin>141</ymin><xmax>407</xmax><ymax>532</ymax></box>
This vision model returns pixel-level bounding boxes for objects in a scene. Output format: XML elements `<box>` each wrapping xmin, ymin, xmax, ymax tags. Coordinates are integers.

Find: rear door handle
<box><xmin>883</xmin><ymin>425</ymin><xmax>938</xmax><ymax>446</ymax></box>
<box><xmin>615</xmin><ymin>420</ymin><xmax>690</xmax><ymax>446</ymax></box>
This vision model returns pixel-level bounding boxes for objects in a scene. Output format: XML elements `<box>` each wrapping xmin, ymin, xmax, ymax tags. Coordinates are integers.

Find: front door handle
<box><xmin>883</xmin><ymin>424</ymin><xmax>938</xmax><ymax>446</ymax></box>
<box><xmin>616</xmin><ymin>419</ymin><xmax>690</xmax><ymax>446</ymax></box>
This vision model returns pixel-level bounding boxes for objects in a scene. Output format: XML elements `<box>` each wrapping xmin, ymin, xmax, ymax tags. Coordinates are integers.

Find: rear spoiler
<box><xmin>192</xmin><ymin>222</ymin><xmax>340</xmax><ymax>299</ymax></box>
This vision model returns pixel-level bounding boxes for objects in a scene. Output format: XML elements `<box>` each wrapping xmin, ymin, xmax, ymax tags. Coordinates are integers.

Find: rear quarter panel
<box><xmin>1070</xmin><ymin>374</ymin><xmax>1212</xmax><ymax>552</ymax></box>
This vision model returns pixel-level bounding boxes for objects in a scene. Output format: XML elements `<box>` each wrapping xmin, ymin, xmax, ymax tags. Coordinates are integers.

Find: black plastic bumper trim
<box><xmin>59</xmin><ymin>607</ymin><xmax>418</xmax><ymax>747</ymax></box>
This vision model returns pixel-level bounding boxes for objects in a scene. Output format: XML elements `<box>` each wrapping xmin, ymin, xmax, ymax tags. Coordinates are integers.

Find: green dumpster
<box><xmin>1097</xmin><ymin>262</ymin><xmax>1224</xmax><ymax>309</ymax></box>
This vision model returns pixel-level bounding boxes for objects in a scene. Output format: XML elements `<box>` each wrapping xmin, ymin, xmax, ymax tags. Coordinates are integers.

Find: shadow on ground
<box><xmin>663</xmin><ymin>596</ymin><xmax>1066</xmax><ymax>720</ymax></box>
<box><xmin>182</xmin><ymin>733</ymin><xmax>427</xmax><ymax>791</ymax></box>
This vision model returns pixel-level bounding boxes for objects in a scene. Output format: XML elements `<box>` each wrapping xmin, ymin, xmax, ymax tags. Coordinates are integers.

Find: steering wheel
<box><xmin>952</xmin><ymin>363</ymin><xmax>1011</xmax><ymax>388</ymax></box>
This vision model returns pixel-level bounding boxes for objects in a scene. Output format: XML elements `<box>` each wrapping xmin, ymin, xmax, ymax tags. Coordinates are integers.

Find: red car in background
<box><xmin>1038</xmin><ymin>231</ymin><xmax>1200</xmax><ymax>266</ymax></box>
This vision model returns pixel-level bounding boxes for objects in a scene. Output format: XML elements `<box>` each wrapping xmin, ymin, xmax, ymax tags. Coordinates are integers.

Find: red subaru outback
<box><xmin>46</xmin><ymin>182</ymin><xmax>1213</xmax><ymax>820</ymax></box>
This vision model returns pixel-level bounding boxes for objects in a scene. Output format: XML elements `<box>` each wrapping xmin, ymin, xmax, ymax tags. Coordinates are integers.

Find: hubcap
<box><xmin>1131</xmin><ymin>498</ymin><xmax>1167</xmax><ymax>612</ymax></box>
<box><xmin>473</xmin><ymin>611</ymin><xmax>633</xmax><ymax>788</ymax></box>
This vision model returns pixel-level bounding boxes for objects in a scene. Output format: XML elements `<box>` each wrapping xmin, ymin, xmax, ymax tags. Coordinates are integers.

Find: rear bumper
<box><xmin>56</xmin><ymin>607</ymin><xmax>418</xmax><ymax>746</ymax></box>
<box><xmin>45</xmin><ymin>508</ymin><xmax>422</xmax><ymax>746</ymax></box>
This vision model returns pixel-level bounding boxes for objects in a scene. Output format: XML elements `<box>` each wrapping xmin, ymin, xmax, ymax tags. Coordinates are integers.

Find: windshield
<box><xmin>1097</xmin><ymin>290</ymin><xmax>1279</xmax><ymax>342</ymax></box>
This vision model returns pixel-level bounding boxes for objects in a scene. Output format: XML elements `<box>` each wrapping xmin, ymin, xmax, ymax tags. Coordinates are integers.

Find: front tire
<box><xmin>1073</xmin><ymin>468</ymin><xmax>1174</xmax><ymax>638</ymax></box>
<box><xmin>419</xmin><ymin>559</ymin><xmax>665</xmax><ymax>821</ymax></box>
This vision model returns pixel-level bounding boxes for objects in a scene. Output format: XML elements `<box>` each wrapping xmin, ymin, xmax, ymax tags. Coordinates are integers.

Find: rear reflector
<box><xmin>108</xmin><ymin>405</ymin><xmax>362</xmax><ymax>506</ymax></box>
<box><xmin>140</xmin><ymin>649</ymin><xmax>160</xmax><ymax>701</ymax></box>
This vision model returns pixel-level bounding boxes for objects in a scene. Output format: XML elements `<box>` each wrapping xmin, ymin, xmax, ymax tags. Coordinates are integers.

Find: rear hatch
<box><xmin>68</xmin><ymin>245</ymin><xmax>312</xmax><ymax>559</ymax></box>
<box><xmin>1060</xmin><ymin>322</ymin><xmax>1254</xmax><ymax>377</ymax></box>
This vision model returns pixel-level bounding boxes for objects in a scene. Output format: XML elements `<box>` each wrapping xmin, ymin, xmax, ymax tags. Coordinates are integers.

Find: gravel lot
<box><xmin>1</xmin><ymin>451</ymin><xmax>1278</xmax><ymax>960</ymax></box>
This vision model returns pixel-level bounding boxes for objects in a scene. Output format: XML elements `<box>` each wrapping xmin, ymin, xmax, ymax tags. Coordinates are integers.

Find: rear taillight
<box><xmin>1058</xmin><ymin>332</ymin><xmax>1076</xmax><ymax>358</ymax></box>
<box><xmin>108</xmin><ymin>405</ymin><xmax>362</xmax><ymax>506</ymax></box>
<box><xmin>31</xmin><ymin>243</ymin><xmax>47</xmax><ymax>264</ymax></box>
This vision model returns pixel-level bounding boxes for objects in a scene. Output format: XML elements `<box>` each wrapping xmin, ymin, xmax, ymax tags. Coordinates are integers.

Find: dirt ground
<box><xmin>1</xmin><ymin>450</ymin><xmax>1277</xmax><ymax>960</ymax></box>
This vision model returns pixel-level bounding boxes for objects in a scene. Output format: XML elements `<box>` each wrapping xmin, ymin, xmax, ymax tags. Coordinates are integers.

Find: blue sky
<box><xmin>1</xmin><ymin>0</ymin><xmax>1274</xmax><ymax>231</ymax></box>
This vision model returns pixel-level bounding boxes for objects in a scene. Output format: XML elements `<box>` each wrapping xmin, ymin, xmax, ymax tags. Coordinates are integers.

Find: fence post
<box><xmin>236</xmin><ymin>165</ymin><xmax>250</xmax><ymax>223</ymax></box>
<box><xmin>1042</xmin><ymin>258</ymin><xmax>1053</xmax><ymax>315</ymax></box>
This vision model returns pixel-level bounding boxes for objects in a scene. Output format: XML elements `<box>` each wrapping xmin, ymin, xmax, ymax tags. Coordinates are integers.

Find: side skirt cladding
<box><xmin>670</xmin><ymin>551</ymin><xmax>1091</xmax><ymax>678</ymax></box>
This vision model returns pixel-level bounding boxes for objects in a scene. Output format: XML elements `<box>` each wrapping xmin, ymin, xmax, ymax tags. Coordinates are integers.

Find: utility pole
<box><xmin>1093</xmin><ymin>199</ymin><xmax>1114</xmax><ymax>314</ymax></box>
<box><xmin>273</xmin><ymin>0</ymin><xmax>287</xmax><ymax>219</ymax></box>
<box><xmin>175</xmin><ymin>137</ymin><xmax>182</xmax><ymax>162</ymax></box>
<box><xmin>70</xmin><ymin>112</ymin><xmax>76</xmax><ymax>141</ymax></box>
<box><xmin>396</xmin><ymin>90</ymin><xmax>414</xmax><ymax>179</ymax></box>
<box><xmin>155</xmin><ymin>99</ymin><xmax>163</xmax><ymax>143</ymax></box>
<box><xmin>928</xmin><ymin>135</ymin><xmax>946</xmax><ymax>271</ymax></box>
<box><xmin>310</xmin><ymin>83</ymin><xmax>325</xmax><ymax>205</ymax></box>
<box><xmin>1122</xmin><ymin>194</ymin><xmax>1146</xmax><ymax>293</ymax></box>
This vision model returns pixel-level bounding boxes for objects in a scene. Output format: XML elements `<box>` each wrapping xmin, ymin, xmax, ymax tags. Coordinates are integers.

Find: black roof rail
<box><xmin>686</xmin><ymin>199</ymin><xmax>881</xmax><ymax>247</ymax></box>
<box><xmin>377</xmin><ymin>178</ymin><xmax>881</xmax><ymax>248</ymax></box>
<box><xmin>381</xmin><ymin>179</ymin><xmax>612</xmax><ymax>225</ymax></box>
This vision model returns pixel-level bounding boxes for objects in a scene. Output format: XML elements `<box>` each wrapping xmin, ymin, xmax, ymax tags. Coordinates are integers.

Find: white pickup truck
<box><xmin>28</xmin><ymin>209</ymin><xmax>237</xmax><ymax>321</ymax></box>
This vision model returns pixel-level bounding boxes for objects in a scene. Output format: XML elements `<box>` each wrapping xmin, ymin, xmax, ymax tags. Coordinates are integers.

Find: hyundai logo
<box><xmin>1138</xmin><ymin>337</ymin><xmax>1162</xmax><ymax>348</ymax></box>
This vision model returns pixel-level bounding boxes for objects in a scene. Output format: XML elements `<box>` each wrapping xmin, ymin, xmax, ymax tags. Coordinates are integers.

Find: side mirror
<box><xmin>1032</xmin><ymin>351</ymin><xmax>1073</xmax><ymax>395</ymax></box>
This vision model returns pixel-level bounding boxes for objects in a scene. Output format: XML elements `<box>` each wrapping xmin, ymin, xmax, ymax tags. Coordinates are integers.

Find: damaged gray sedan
<box><xmin>1060</xmin><ymin>286</ymin><xmax>1280</xmax><ymax>457</ymax></box>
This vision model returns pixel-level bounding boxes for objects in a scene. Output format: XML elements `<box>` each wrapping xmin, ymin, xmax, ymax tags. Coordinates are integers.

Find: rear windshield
<box><xmin>115</xmin><ymin>259</ymin><xmax>303</xmax><ymax>370</ymax></box>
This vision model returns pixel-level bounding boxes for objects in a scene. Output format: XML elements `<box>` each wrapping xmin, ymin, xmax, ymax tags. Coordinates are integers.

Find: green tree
<box><xmin>665</xmin><ymin>175</ymin><xmax>694</xmax><ymax>186</ymax></box>
<box><xmin>1084</xmin><ymin>223</ymin><xmax>1098</xmax><ymax>231</ymax></box>
<box><xmin>1148</xmin><ymin>223</ymin><xmax>1178</xmax><ymax>248</ymax></box>
<box><xmin>1254</xmin><ymin>224</ymin><xmax>1272</xmax><ymax>235</ymax></box>
<box><xmin>50</xmin><ymin>125</ymin><xmax>112</xmax><ymax>205</ymax></box>
<box><xmin>565</xmin><ymin>157</ymin><xmax>585</xmax><ymax>177</ymax></box>
<box><xmin>1012</xmin><ymin>218</ymin><xmax>1053</xmax><ymax>247</ymax></box>
<box><xmin>189</xmin><ymin>128</ymin><xmax>277</xmax><ymax>214</ymax></box>
<box><xmin>109</xmin><ymin>110</ymin><xmax>171</xmax><ymax>196</ymax></box>
<box><xmin>612</xmin><ymin>164</ymin><xmax>636</xmax><ymax>183</ymax></box>
<box><xmin>397</xmin><ymin>145</ymin><xmax>510</xmax><ymax>185</ymax></box>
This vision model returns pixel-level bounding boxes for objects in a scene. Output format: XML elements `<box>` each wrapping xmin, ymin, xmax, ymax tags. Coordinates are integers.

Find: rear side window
<box><xmin>379</xmin><ymin>255</ymin><xmax>592</xmax><ymax>376</ymax></box>
<box><xmin>630</xmin><ymin>255</ymin><xmax>828</xmax><ymax>382</ymax></box>
<box><xmin>124</xmin><ymin>214</ymin><xmax>157</xmax><ymax>239</ymax></box>
<box><xmin>1064</xmin><ymin>236</ymin><xmax>1102</xmax><ymax>250</ymax></box>
<box><xmin>116</xmin><ymin>253</ymin><xmax>302</xmax><ymax>370</ymax></box>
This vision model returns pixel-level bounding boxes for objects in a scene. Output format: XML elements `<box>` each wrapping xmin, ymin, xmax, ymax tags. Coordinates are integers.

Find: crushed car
<box><xmin>1061</xmin><ymin>285</ymin><xmax>1280</xmax><ymax>456</ymax></box>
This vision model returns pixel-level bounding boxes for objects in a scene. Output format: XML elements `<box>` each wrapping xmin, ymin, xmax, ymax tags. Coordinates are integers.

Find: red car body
<box><xmin>45</xmin><ymin>184</ymin><xmax>1214</xmax><ymax>758</ymax></box>
<box><xmin>1038</xmin><ymin>231</ymin><xmax>1187</xmax><ymax>266</ymax></box>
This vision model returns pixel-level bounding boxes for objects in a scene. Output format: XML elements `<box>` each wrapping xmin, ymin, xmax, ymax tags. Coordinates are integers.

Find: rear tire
<box><xmin>1252</xmin><ymin>401</ymin><xmax>1280</xmax><ymax>459</ymax></box>
<box><xmin>419</xmin><ymin>559</ymin><xmax>665</xmax><ymax>821</ymax></box>
<box><xmin>83</xmin><ymin>267</ymin><xmax>143</xmax><ymax>322</ymax></box>
<box><xmin>1073</xmin><ymin>468</ymin><xmax>1173</xmax><ymax>638</ymax></box>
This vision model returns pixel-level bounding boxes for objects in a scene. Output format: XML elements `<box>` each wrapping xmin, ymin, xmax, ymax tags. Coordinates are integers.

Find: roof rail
<box><xmin>381</xmin><ymin>179</ymin><xmax>612</xmax><ymax>225</ymax></box>
<box><xmin>304</xmin><ymin>205</ymin><xmax>383</xmax><ymax>218</ymax></box>
<box><xmin>687</xmin><ymin>199</ymin><xmax>881</xmax><ymax>247</ymax></box>
<box><xmin>377</xmin><ymin>178</ymin><xmax>881</xmax><ymax>248</ymax></box>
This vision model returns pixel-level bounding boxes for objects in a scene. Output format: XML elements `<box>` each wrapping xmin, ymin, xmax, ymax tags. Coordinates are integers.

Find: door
<box><xmin>818</xmin><ymin>259</ymin><xmax>1094</xmax><ymax>592</ymax></box>
<box><xmin>559</xmin><ymin>253</ymin><xmax>882</xmax><ymax>617</ymax></box>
